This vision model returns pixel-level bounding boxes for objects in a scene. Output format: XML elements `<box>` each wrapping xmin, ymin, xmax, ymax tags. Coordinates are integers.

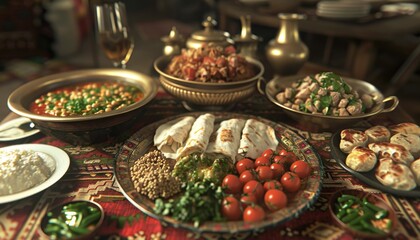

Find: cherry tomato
<box><xmin>239</xmin><ymin>170</ymin><xmax>257</xmax><ymax>184</ymax></box>
<box><xmin>240</xmin><ymin>193</ymin><xmax>258</xmax><ymax>209</ymax></box>
<box><xmin>255</xmin><ymin>156</ymin><xmax>271</xmax><ymax>167</ymax></box>
<box><xmin>236</xmin><ymin>158</ymin><xmax>255</xmax><ymax>175</ymax></box>
<box><xmin>262</xmin><ymin>148</ymin><xmax>274</xmax><ymax>159</ymax></box>
<box><xmin>243</xmin><ymin>205</ymin><xmax>265</xmax><ymax>223</ymax></box>
<box><xmin>222</xmin><ymin>174</ymin><xmax>243</xmax><ymax>194</ymax></box>
<box><xmin>256</xmin><ymin>166</ymin><xmax>273</xmax><ymax>181</ymax></box>
<box><xmin>280</xmin><ymin>172</ymin><xmax>301</xmax><ymax>193</ymax></box>
<box><xmin>290</xmin><ymin>160</ymin><xmax>311</xmax><ymax>179</ymax></box>
<box><xmin>278</xmin><ymin>149</ymin><xmax>288</xmax><ymax>156</ymax></box>
<box><xmin>264</xmin><ymin>189</ymin><xmax>288</xmax><ymax>211</ymax></box>
<box><xmin>274</xmin><ymin>152</ymin><xmax>296</xmax><ymax>169</ymax></box>
<box><xmin>270</xmin><ymin>163</ymin><xmax>286</xmax><ymax>178</ymax></box>
<box><xmin>263</xmin><ymin>180</ymin><xmax>283</xmax><ymax>191</ymax></box>
<box><xmin>243</xmin><ymin>180</ymin><xmax>264</xmax><ymax>200</ymax></box>
<box><xmin>221</xmin><ymin>196</ymin><xmax>242</xmax><ymax>221</ymax></box>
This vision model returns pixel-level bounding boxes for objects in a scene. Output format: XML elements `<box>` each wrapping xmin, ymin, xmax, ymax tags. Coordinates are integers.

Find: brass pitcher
<box><xmin>266</xmin><ymin>13</ymin><xmax>309</xmax><ymax>76</ymax></box>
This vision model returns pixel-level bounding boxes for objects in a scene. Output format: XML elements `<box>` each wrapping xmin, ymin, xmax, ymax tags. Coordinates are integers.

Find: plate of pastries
<box><xmin>331</xmin><ymin>122</ymin><xmax>420</xmax><ymax>198</ymax></box>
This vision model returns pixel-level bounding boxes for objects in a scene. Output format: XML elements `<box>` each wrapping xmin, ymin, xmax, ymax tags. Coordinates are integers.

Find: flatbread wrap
<box><xmin>237</xmin><ymin>119</ymin><xmax>279</xmax><ymax>160</ymax></box>
<box><xmin>153</xmin><ymin>116</ymin><xmax>196</xmax><ymax>159</ymax></box>
<box><xmin>176</xmin><ymin>113</ymin><xmax>215</xmax><ymax>160</ymax></box>
<box><xmin>205</xmin><ymin>118</ymin><xmax>246</xmax><ymax>162</ymax></box>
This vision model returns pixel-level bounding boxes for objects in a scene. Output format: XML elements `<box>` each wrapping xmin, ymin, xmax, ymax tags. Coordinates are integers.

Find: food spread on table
<box><xmin>275</xmin><ymin>72</ymin><xmax>378</xmax><ymax>116</ymax></box>
<box><xmin>126</xmin><ymin>113</ymin><xmax>318</xmax><ymax>227</ymax></box>
<box><xmin>338</xmin><ymin>122</ymin><xmax>420</xmax><ymax>191</ymax></box>
<box><xmin>30</xmin><ymin>82</ymin><xmax>144</xmax><ymax>116</ymax></box>
<box><xmin>165</xmin><ymin>45</ymin><xmax>256</xmax><ymax>82</ymax></box>
<box><xmin>0</xmin><ymin>149</ymin><xmax>55</xmax><ymax>196</ymax></box>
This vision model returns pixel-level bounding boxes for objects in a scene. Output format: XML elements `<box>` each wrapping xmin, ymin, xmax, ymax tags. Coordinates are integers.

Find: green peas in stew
<box><xmin>30</xmin><ymin>82</ymin><xmax>144</xmax><ymax>117</ymax></box>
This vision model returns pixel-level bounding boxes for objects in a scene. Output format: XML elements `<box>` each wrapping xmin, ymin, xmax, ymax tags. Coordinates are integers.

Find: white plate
<box><xmin>0</xmin><ymin>117</ymin><xmax>40</xmax><ymax>141</ymax></box>
<box><xmin>0</xmin><ymin>144</ymin><xmax>70</xmax><ymax>203</ymax></box>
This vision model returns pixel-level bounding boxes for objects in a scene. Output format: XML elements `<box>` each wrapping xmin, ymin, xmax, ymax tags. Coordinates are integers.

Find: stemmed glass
<box><xmin>95</xmin><ymin>1</ymin><xmax>134</xmax><ymax>69</ymax></box>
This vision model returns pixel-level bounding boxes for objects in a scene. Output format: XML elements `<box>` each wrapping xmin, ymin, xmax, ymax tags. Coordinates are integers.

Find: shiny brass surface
<box><xmin>265</xmin><ymin>75</ymin><xmax>399</xmax><ymax>130</ymax></box>
<box><xmin>154</xmin><ymin>55</ymin><xmax>264</xmax><ymax>107</ymax></box>
<box><xmin>7</xmin><ymin>69</ymin><xmax>158</xmax><ymax>145</ymax></box>
<box><xmin>265</xmin><ymin>14</ymin><xmax>309</xmax><ymax>76</ymax></box>
<box><xmin>186</xmin><ymin>16</ymin><xmax>234</xmax><ymax>49</ymax></box>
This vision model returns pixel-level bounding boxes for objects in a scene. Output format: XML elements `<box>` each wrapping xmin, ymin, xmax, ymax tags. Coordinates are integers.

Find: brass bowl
<box><xmin>153</xmin><ymin>56</ymin><xmax>264</xmax><ymax>110</ymax></box>
<box><xmin>264</xmin><ymin>75</ymin><xmax>399</xmax><ymax>131</ymax></box>
<box><xmin>8</xmin><ymin>69</ymin><xmax>158</xmax><ymax>145</ymax></box>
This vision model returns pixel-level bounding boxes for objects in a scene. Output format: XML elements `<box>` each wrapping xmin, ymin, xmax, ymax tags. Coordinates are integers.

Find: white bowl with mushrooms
<box><xmin>264</xmin><ymin>72</ymin><xmax>399</xmax><ymax>131</ymax></box>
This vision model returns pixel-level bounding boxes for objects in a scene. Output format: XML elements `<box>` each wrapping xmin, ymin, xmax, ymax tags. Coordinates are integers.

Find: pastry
<box><xmin>339</xmin><ymin>129</ymin><xmax>368</xmax><ymax>153</ymax></box>
<box><xmin>345</xmin><ymin>146</ymin><xmax>377</xmax><ymax>172</ymax></box>
<box><xmin>364</xmin><ymin>125</ymin><xmax>390</xmax><ymax>143</ymax></box>
<box><xmin>410</xmin><ymin>159</ymin><xmax>420</xmax><ymax>185</ymax></box>
<box><xmin>375</xmin><ymin>157</ymin><xmax>417</xmax><ymax>191</ymax></box>
<box><xmin>368</xmin><ymin>142</ymin><xmax>414</xmax><ymax>165</ymax></box>
<box><xmin>388</xmin><ymin>122</ymin><xmax>420</xmax><ymax>136</ymax></box>
<box><xmin>390</xmin><ymin>133</ymin><xmax>420</xmax><ymax>159</ymax></box>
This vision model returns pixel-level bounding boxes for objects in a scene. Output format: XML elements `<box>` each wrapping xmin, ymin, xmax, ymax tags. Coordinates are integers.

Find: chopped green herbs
<box><xmin>31</xmin><ymin>82</ymin><xmax>143</xmax><ymax>116</ymax></box>
<box><xmin>154</xmin><ymin>180</ymin><xmax>225</xmax><ymax>227</ymax></box>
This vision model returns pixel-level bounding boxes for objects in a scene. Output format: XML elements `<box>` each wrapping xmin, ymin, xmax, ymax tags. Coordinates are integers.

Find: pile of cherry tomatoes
<box><xmin>220</xmin><ymin>148</ymin><xmax>311</xmax><ymax>223</ymax></box>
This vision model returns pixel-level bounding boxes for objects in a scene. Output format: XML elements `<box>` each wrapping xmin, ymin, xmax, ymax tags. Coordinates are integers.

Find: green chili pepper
<box><xmin>68</xmin><ymin>225</ymin><xmax>90</xmax><ymax>235</ymax></box>
<box><xmin>374</xmin><ymin>210</ymin><xmax>389</xmax><ymax>220</ymax></box>
<box><xmin>79</xmin><ymin>210</ymin><xmax>101</xmax><ymax>228</ymax></box>
<box><xmin>341</xmin><ymin>199</ymin><xmax>355</xmax><ymax>209</ymax></box>
<box><xmin>342</xmin><ymin>211</ymin><xmax>359</xmax><ymax>223</ymax></box>
<box><xmin>363</xmin><ymin>200</ymin><xmax>384</xmax><ymax>213</ymax></box>
<box><xmin>338</xmin><ymin>194</ymin><xmax>359</xmax><ymax>203</ymax></box>
<box><xmin>360</xmin><ymin>220</ymin><xmax>387</xmax><ymax>235</ymax></box>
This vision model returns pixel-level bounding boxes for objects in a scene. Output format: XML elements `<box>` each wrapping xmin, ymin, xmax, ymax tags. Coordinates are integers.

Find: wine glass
<box><xmin>95</xmin><ymin>1</ymin><xmax>134</xmax><ymax>69</ymax></box>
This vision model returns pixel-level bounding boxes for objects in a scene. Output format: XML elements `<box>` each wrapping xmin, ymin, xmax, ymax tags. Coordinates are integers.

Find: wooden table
<box><xmin>218</xmin><ymin>1</ymin><xmax>420</xmax><ymax>80</ymax></box>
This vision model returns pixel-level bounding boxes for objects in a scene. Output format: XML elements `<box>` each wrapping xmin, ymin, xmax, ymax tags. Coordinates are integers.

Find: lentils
<box><xmin>30</xmin><ymin>82</ymin><xmax>143</xmax><ymax>117</ymax></box>
<box><xmin>130</xmin><ymin>150</ymin><xmax>181</xmax><ymax>200</ymax></box>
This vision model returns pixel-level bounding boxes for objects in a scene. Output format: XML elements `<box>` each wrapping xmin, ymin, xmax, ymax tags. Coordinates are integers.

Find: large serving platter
<box><xmin>115</xmin><ymin>112</ymin><xmax>324</xmax><ymax>235</ymax></box>
<box><xmin>331</xmin><ymin>129</ymin><xmax>420</xmax><ymax>198</ymax></box>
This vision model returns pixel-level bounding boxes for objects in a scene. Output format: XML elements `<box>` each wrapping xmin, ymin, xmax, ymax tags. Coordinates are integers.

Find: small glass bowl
<box><xmin>39</xmin><ymin>200</ymin><xmax>105</xmax><ymax>240</ymax></box>
<box><xmin>328</xmin><ymin>189</ymin><xmax>396</xmax><ymax>239</ymax></box>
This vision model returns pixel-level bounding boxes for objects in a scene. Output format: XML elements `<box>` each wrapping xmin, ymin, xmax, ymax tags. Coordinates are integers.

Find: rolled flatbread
<box><xmin>237</xmin><ymin>119</ymin><xmax>279</xmax><ymax>160</ymax></box>
<box><xmin>176</xmin><ymin>113</ymin><xmax>215</xmax><ymax>160</ymax></box>
<box><xmin>205</xmin><ymin>118</ymin><xmax>246</xmax><ymax>162</ymax></box>
<box><xmin>154</xmin><ymin>116</ymin><xmax>196</xmax><ymax>159</ymax></box>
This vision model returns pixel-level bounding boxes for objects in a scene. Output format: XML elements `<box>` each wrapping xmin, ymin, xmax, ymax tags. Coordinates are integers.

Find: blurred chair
<box><xmin>385</xmin><ymin>41</ymin><xmax>420</xmax><ymax>96</ymax></box>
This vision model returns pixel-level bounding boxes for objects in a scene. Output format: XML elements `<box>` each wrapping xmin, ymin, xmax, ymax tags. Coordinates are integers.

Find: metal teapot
<box><xmin>186</xmin><ymin>16</ymin><xmax>234</xmax><ymax>49</ymax></box>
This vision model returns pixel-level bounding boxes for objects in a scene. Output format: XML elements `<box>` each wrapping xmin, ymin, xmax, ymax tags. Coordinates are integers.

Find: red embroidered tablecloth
<box><xmin>0</xmin><ymin>91</ymin><xmax>419</xmax><ymax>240</ymax></box>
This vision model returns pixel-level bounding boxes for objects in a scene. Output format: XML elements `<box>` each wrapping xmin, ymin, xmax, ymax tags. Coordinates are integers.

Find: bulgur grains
<box><xmin>130</xmin><ymin>150</ymin><xmax>181</xmax><ymax>200</ymax></box>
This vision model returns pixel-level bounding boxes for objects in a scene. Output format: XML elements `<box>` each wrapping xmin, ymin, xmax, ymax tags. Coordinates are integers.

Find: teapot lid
<box><xmin>190</xmin><ymin>16</ymin><xmax>231</xmax><ymax>42</ymax></box>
